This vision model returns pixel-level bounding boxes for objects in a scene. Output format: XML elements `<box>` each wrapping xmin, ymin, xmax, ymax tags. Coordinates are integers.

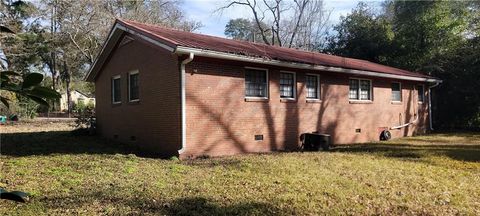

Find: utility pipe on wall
<box><xmin>390</xmin><ymin>116</ymin><xmax>418</xmax><ymax>130</ymax></box>
<box><xmin>390</xmin><ymin>82</ymin><xmax>441</xmax><ymax>131</ymax></box>
<box><xmin>178</xmin><ymin>52</ymin><xmax>194</xmax><ymax>155</ymax></box>
<box><xmin>390</xmin><ymin>86</ymin><xmax>418</xmax><ymax>130</ymax></box>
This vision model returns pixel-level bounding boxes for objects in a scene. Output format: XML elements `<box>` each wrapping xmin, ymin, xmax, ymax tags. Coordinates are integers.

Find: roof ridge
<box><xmin>119</xmin><ymin>19</ymin><xmax>331</xmax><ymax>56</ymax></box>
<box><xmin>117</xmin><ymin>19</ymin><xmax>179</xmax><ymax>46</ymax></box>
<box><xmin>120</xmin><ymin>19</ymin><xmax>283</xmax><ymax>47</ymax></box>
<box><xmin>120</xmin><ymin>19</ymin><xmax>409</xmax><ymax>67</ymax></box>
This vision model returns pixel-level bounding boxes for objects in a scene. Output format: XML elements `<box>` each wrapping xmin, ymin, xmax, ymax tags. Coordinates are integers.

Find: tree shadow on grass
<box><xmin>398</xmin><ymin>132</ymin><xmax>480</xmax><ymax>144</ymax></box>
<box><xmin>0</xmin><ymin>131</ymin><xmax>140</xmax><ymax>157</ymax></box>
<box><xmin>41</xmin><ymin>190</ymin><xmax>290</xmax><ymax>215</ymax></box>
<box><xmin>160</xmin><ymin>197</ymin><xmax>287</xmax><ymax>216</ymax></box>
<box><xmin>183</xmin><ymin>157</ymin><xmax>244</xmax><ymax>168</ymax></box>
<box><xmin>332</xmin><ymin>143</ymin><xmax>480</xmax><ymax>163</ymax></box>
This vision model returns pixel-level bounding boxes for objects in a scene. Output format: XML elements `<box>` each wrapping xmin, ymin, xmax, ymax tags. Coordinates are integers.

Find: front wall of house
<box><xmin>184</xmin><ymin>58</ymin><xmax>429</xmax><ymax>158</ymax></box>
<box><xmin>95</xmin><ymin>36</ymin><xmax>181</xmax><ymax>157</ymax></box>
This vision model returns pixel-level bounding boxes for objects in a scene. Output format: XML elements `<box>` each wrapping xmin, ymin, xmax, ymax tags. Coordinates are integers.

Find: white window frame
<box><xmin>417</xmin><ymin>84</ymin><xmax>425</xmax><ymax>103</ymax></box>
<box><xmin>112</xmin><ymin>75</ymin><xmax>121</xmax><ymax>104</ymax></box>
<box><xmin>391</xmin><ymin>82</ymin><xmax>402</xmax><ymax>102</ymax></box>
<box><xmin>279</xmin><ymin>70</ymin><xmax>296</xmax><ymax>100</ymax></box>
<box><xmin>244</xmin><ymin>67</ymin><xmax>269</xmax><ymax>99</ymax></box>
<box><xmin>128</xmin><ymin>70</ymin><xmax>140</xmax><ymax>102</ymax></box>
<box><xmin>306</xmin><ymin>73</ymin><xmax>321</xmax><ymax>101</ymax></box>
<box><xmin>349</xmin><ymin>77</ymin><xmax>373</xmax><ymax>101</ymax></box>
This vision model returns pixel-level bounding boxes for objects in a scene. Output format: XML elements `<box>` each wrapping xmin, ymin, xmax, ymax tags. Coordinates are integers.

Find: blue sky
<box><xmin>181</xmin><ymin>0</ymin><xmax>369</xmax><ymax>37</ymax></box>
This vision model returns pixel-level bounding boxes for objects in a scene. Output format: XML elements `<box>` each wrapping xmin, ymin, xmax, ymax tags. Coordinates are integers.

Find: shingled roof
<box><xmin>86</xmin><ymin>19</ymin><xmax>441</xmax><ymax>82</ymax></box>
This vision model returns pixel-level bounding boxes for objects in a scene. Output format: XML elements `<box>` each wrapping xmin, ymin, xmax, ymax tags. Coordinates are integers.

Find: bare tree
<box><xmin>218</xmin><ymin>0</ymin><xmax>330</xmax><ymax>51</ymax></box>
<box><xmin>219</xmin><ymin>0</ymin><xmax>273</xmax><ymax>45</ymax></box>
<box><xmin>262</xmin><ymin>0</ymin><xmax>285</xmax><ymax>45</ymax></box>
<box><xmin>288</xmin><ymin>0</ymin><xmax>332</xmax><ymax>50</ymax></box>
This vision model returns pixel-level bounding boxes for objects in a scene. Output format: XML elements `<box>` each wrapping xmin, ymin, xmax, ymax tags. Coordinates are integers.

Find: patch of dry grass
<box><xmin>1</xmin><ymin>119</ymin><xmax>75</xmax><ymax>133</ymax></box>
<box><xmin>390</xmin><ymin>132</ymin><xmax>480</xmax><ymax>145</ymax></box>
<box><xmin>1</xmin><ymin>121</ymin><xmax>479</xmax><ymax>215</ymax></box>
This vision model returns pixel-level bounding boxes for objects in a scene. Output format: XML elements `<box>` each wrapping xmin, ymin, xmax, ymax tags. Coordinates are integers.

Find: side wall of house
<box><xmin>95</xmin><ymin>36</ymin><xmax>181</xmax><ymax>157</ymax></box>
<box><xmin>184</xmin><ymin>57</ymin><xmax>429</xmax><ymax>158</ymax></box>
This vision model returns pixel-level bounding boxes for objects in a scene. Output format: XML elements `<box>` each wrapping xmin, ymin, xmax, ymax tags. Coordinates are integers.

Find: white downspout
<box><xmin>428</xmin><ymin>82</ymin><xmax>440</xmax><ymax>131</ymax></box>
<box><xmin>178</xmin><ymin>52</ymin><xmax>194</xmax><ymax>155</ymax></box>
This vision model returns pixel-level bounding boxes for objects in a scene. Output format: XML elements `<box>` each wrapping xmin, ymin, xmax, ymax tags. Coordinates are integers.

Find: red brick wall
<box><xmin>95</xmin><ymin>35</ymin><xmax>181</xmax><ymax>157</ymax></box>
<box><xmin>94</xmin><ymin>39</ymin><xmax>430</xmax><ymax>158</ymax></box>
<box><xmin>183</xmin><ymin>57</ymin><xmax>429</xmax><ymax>158</ymax></box>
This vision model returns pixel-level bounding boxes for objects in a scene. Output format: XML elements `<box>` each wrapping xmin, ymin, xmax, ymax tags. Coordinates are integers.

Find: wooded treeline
<box><xmin>326</xmin><ymin>1</ymin><xmax>479</xmax><ymax>130</ymax></box>
<box><xmin>224</xmin><ymin>0</ymin><xmax>480</xmax><ymax>130</ymax></box>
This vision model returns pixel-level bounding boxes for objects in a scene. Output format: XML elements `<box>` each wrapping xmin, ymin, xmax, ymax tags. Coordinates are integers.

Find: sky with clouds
<box><xmin>181</xmin><ymin>0</ymin><xmax>370</xmax><ymax>37</ymax></box>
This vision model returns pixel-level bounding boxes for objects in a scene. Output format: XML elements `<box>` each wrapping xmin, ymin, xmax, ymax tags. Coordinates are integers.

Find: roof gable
<box><xmin>74</xmin><ymin>90</ymin><xmax>93</xmax><ymax>98</ymax></box>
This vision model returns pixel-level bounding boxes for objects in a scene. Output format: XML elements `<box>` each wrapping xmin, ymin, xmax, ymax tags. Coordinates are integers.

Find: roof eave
<box><xmin>84</xmin><ymin>22</ymin><xmax>124</xmax><ymax>82</ymax></box>
<box><xmin>175</xmin><ymin>46</ymin><xmax>441</xmax><ymax>83</ymax></box>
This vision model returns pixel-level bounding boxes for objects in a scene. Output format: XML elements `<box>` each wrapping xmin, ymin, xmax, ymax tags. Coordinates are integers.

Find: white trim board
<box><xmin>85</xmin><ymin>22</ymin><xmax>175</xmax><ymax>81</ymax></box>
<box><xmin>175</xmin><ymin>46</ymin><xmax>442</xmax><ymax>83</ymax></box>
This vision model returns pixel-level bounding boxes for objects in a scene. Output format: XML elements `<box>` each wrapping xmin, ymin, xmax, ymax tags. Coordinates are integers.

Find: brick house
<box><xmin>86</xmin><ymin>19</ymin><xmax>441</xmax><ymax>158</ymax></box>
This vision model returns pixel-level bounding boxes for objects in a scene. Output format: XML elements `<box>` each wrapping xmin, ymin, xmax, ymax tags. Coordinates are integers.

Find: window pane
<box><xmin>417</xmin><ymin>85</ymin><xmax>424</xmax><ymax>102</ymax></box>
<box><xmin>129</xmin><ymin>73</ymin><xmax>139</xmax><ymax>101</ymax></box>
<box><xmin>360</xmin><ymin>80</ymin><xmax>371</xmax><ymax>100</ymax></box>
<box><xmin>349</xmin><ymin>79</ymin><xmax>359</xmax><ymax>100</ymax></box>
<box><xmin>245</xmin><ymin>69</ymin><xmax>267</xmax><ymax>97</ymax></box>
<box><xmin>391</xmin><ymin>83</ymin><xmax>401</xmax><ymax>101</ymax></box>
<box><xmin>306</xmin><ymin>75</ymin><xmax>319</xmax><ymax>99</ymax></box>
<box><xmin>112</xmin><ymin>78</ymin><xmax>121</xmax><ymax>103</ymax></box>
<box><xmin>280</xmin><ymin>72</ymin><xmax>294</xmax><ymax>98</ymax></box>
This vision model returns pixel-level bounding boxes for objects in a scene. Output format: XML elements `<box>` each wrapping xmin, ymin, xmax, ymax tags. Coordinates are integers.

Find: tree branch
<box><xmin>217</xmin><ymin>0</ymin><xmax>271</xmax><ymax>45</ymax></box>
<box><xmin>288</xmin><ymin>0</ymin><xmax>309</xmax><ymax>48</ymax></box>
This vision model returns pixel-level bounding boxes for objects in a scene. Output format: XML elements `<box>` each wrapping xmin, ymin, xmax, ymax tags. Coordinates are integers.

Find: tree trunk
<box><xmin>50</xmin><ymin>2</ymin><xmax>58</xmax><ymax>110</ymax></box>
<box><xmin>62</xmin><ymin>61</ymin><xmax>72</xmax><ymax>116</ymax></box>
<box><xmin>66</xmin><ymin>78</ymin><xmax>71</xmax><ymax>116</ymax></box>
<box><xmin>289</xmin><ymin>0</ymin><xmax>308</xmax><ymax>48</ymax></box>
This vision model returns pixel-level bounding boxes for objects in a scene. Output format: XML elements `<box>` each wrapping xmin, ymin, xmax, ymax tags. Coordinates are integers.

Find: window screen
<box><xmin>417</xmin><ymin>85</ymin><xmax>424</xmax><ymax>102</ymax></box>
<box><xmin>360</xmin><ymin>80</ymin><xmax>371</xmax><ymax>100</ymax></box>
<box><xmin>350</xmin><ymin>79</ymin><xmax>371</xmax><ymax>100</ymax></box>
<box><xmin>112</xmin><ymin>77</ymin><xmax>121</xmax><ymax>103</ymax></box>
<box><xmin>306</xmin><ymin>75</ymin><xmax>319</xmax><ymax>99</ymax></box>
<box><xmin>349</xmin><ymin>79</ymin><xmax>359</xmax><ymax>100</ymax></box>
<box><xmin>129</xmin><ymin>73</ymin><xmax>139</xmax><ymax>101</ymax></box>
<box><xmin>391</xmin><ymin>82</ymin><xmax>401</xmax><ymax>101</ymax></box>
<box><xmin>245</xmin><ymin>69</ymin><xmax>267</xmax><ymax>97</ymax></box>
<box><xmin>280</xmin><ymin>72</ymin><xmax>295</xmax><ymax>98</ymax></box>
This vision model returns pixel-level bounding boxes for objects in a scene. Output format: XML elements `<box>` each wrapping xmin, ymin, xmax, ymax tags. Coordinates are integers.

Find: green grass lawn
<box><xmin>1</xmin><ymin>121</ymin><xmax>479</xmax><ymax>215</ymax></box>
